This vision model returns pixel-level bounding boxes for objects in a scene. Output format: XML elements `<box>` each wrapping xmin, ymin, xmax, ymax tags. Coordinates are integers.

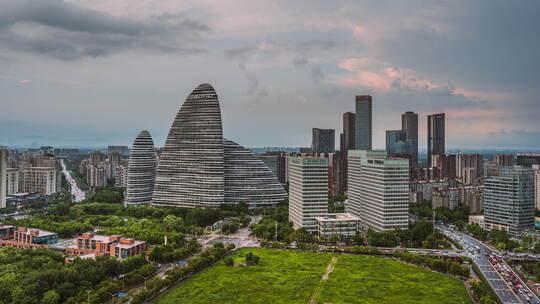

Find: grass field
<box><xmin>155</xmin><ymin>248</ymin><xmax>471</xmax><ymax>304</ymax></box>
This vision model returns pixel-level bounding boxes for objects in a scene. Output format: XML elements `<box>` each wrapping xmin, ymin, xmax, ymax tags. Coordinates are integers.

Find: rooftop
<box><xmin>315</xmin><ymin>213</ymin><xmax>360</xmax><ymax>222</ymax></box>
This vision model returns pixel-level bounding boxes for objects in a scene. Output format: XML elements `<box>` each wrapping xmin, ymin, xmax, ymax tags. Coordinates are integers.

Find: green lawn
<box><xmin>155</xmin><ymin>248</ymin><xmax>471</xmax><ymax>304</ymax></box>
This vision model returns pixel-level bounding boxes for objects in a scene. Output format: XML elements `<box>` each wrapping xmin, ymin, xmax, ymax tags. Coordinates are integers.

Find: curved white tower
<box><xmin>126</xmin><ymin>130</ymin><xmax>157</xmax><ymax>205</ymax></box>
<box><xmin>152</xmin><ymin>84</ymin><xmax>224</xmax><ymax>208</ymax></box>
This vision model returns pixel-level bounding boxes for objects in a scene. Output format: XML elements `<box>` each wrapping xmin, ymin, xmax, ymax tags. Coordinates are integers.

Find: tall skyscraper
<box><xmin>401</xmin><ymin>111</ymin><xmax>418</xmax><ymax>167</ymax></box>
<box><xmin>312</xmin><ymin>128</ymin><xmax>335</xmax><ymax>153</ymax></box>
<box><xmin>347</xmin><ymin>150</ymin><xmax>409</xmax><ymax>231</ymax></box>
<box><xmin>152</xmin><ymin>83</ymin><xmax>285</xmax><ymax>208</ymax></box>
<box><xmin>288</xmin><ymin>157</ymin><xmax>328</xmax><ymax>232</ymax></box>
<box><xmin>339</xmin><ymin>112</ymin><xmax>356</xmax><ymax>194</ymax></box>
<box><xmin>385</xmin><ymin>130</ymin><xmax>411</xmax><ymax>156</ymax></box>
<box><xmin>342</xmin><ymin>112</ymin><xmax>356</xmax><ymax>152</ymax></box>
<box><xmin>355</xmin><ymin>95</ymin><xmax>372</xmax><ymax>150</ymax></box>
<box><xmin>427</xmin><ymin>113</ymin><xmax>445</xmax><ymax>167</ymax></box>
<box><xmin>0</xmin><ymin>148</ymin><xmax>7</xmax><ymax>209</ymax></box>
<box><xmin>484</xmin><ymin>166</ymin><xmax>535</xmax><ymax>236</ymax></box>
<box><xmin>126</xmin><ymin>130</ymin><xmax>157</xmax><ymax>205</ymax></box>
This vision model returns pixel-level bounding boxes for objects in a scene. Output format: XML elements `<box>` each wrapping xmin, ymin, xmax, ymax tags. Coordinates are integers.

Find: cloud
<box><xmin>238</xmin><ymin>63</ymin><xmax>268</xmax><ymax>97</ymax></box>
<box><xmin>0</xmin><ymin>0</ymin><xmax>209</xmax><ymax>60</ymax></box>
<box><xmin>18</xmin><ymin>79</ymin><xmax>31</xmax><ymax>84</ymax></box>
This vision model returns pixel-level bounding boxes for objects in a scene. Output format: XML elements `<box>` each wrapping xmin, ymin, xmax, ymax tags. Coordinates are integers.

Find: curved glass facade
<box><xmin>126</xmin><ymin>130</ymin><xmax>157</xmax><ymax>205</ymax></box>
<box><xmin>152</xmin><ymin>83</ymin><xmax>285</xmax><ymax>208</ymax></box>
<box><xmin>153</xmin><ymin>83</ymin><xmax>224</xmax><ymax>208</ymax></box>
<box><xmin>224</xmin><ymin>139</ymin><xmax>286</xmax><ymax>207</ymax></box>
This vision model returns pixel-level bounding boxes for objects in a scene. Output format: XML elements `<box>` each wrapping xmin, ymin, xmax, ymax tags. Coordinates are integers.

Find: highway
<box><xmin>439</xmin><ymin>227</ymin><xmax>539</xmax><ymax>304</ymax></box>
<box><xmin>60</xmin><ymin>159</ymin><xmax>86</xmax><ymax>202</ymax></box>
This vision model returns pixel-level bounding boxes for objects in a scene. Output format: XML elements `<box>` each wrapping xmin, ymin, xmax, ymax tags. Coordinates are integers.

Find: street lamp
<box><xmin>86</xmin><ymin>290</ymin><xmax>91</xmax><ymax>304</ymax></box>
<box><xmin>106</xmin><ymin>292</ymin><xmax>115</xmax><ymax>304</ymax></box>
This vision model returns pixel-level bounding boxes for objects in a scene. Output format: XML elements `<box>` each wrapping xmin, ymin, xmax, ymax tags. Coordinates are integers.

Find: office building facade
<box><xmin>0</xmin><ymin>149</ymin><xmax>6</xmax><ymax>208</ymax></box>
<box><xmin>457</xmin><ymin>153</ymin><xmax>483</xmax><ymax>179</ymax></box>
<box><xmin>517</xmin><ymin>154</ymin><xmax>540</xmax><ymax>168</ymax></box>
<box><xmin>347</xmin><ymin>150</ymin><xmax>409</xmax><ymax>231</ymax></box>
<box><xmin>427</xmin><ymin>113</ymin><xmax>445</xmax><ymax>167</ymax></box>
<box><xmin>401</xmin><ymin>111</ymin><xmax>418</xmax><ymax>167</ymax></box>
<box><xmin>126</xmin><ymin>130</ymin><xmax>157</xmax><ymax>205</ymax></box>
<box><xmin>355</xmin><ymin>95</ymin><xmax>372</xmax><ymax>150</ymax></box>
<box><xmin>483</xmin><ymin>166</ymin><xmax>535</xmax><ymax>236</ymax></box>
<box><xmin>495</xmin><ymin>154</ymin><xmax>513</xmax><ymax>167</ymax></box>
<box><xmin>312</xmin><ymin>128</ymin><xmax>335</xmax><ymax>153</ymax></box>
<box><xmin>288</xmin><ymin>157</ymin><xmax>328</xmax><ymax>232</ymax></box>
<box><xmin>385</xmin><ymin>130</ymin><xmax>411</xmax><ymax>156</ymax></box>
<box><xmin>152</xmin><ymin>83</ymin><xmax>285</xmax><ymax>208</ymax></box>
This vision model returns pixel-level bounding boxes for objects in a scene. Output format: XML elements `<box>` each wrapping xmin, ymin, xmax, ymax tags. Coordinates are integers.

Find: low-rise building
<box><xmin>315</xmin><ymin>213</ymin><xmax>360</xmax><ymax>237</ymax></box>
<box><xmin>0</xmin><ymin>226</ymin><xmax>58</xmax><ymax>249</ymax></box>
<box><xmin>0</xmin><ymin>224</ymin><xmax>15</xmax><ymax>240</ymax></box>
<box><xmin>468</xmin><ymin>215</ymin><xmax>485</xmax><ymax>228</ymax></box>
<box><xmin>66</xmin><ymin>232</ymin><xmax>147</xmax><ymax>259</ymax></box>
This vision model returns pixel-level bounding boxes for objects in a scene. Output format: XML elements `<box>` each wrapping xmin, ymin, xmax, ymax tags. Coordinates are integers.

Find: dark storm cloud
<box><xmin>0</xmin><ymin>0</ymin><xmax>209</xmax><ymax>60</ymax></box>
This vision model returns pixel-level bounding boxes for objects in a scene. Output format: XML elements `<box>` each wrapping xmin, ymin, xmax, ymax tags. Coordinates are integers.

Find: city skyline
<box><xmin>1</xmin><ymin>1</ymin><xmax>539</xmax><ymax>150</ymax></box>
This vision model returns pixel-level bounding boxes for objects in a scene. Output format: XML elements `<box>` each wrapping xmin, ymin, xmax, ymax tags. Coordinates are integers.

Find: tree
<box><xmin>424</xmin><ymin>234</ymin><xmax>439</xmax><ymax>249</ymax></box>
<box><xmin>42</xmin><ymin>290</ymin><xmax>60</xmax><ymax>304</ymax></box>
<box><xmin>163</xmin><ymin>215</ymin><xmax>184</xmax><ymax>232</ymax></box>
<box><xmin>454</xmin><ymin>220</ymin><xmax>465</xmax><ymax>231</ymax></box>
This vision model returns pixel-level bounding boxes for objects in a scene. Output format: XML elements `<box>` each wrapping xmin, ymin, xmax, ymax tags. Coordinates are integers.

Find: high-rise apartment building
<box><xmin>432</xmin><ymin>154</ymin><xmax>456</xmax><ymax>179</ymax></box>
<box><xmin>0</xmin><ymin>148</ymin><xmax>7</xmax><ymax>208</ymax></box>
<box><xmin>6</xmin><ymin>168</ymin><xmax>19</xmax><ymax>195</ymax></box>
<box><xmin>456</xmin><ymin>153</ymin><xmax>483</xmax><ymax>179</ymax></box>
<box><xmin>516</xmin><ymin>154</ymin><xmax>540</xmax><ymax>168</ymax></box>
<box><xmin>427</xmin><ymin>113</ymin><xmax>445</xmax><ymax>167</ymax></box>
<box><xmin>89</xmin><ymin>151</ymin><xmax>105</xmax><ymax>165</ymax></box>
<box><xmin>355</xmin><ymin>95</ymin><xmax>372</xmax><ymax>150</ymax></box>
<box><xmin>483</xmin><ymin>166</ymin><xmax>535</xmax><ymax>236</ymax></box>
<box><xmin>288</xmin><ymin>157</ymin><xmax>328</xmax><ymax>232</ymax></box>
<box><xmin>385</xmin><ymin>130</ymin><xmax>411</xmax><ymax>156</ymax></box>
<box><xmin>19</xmin><ymin>167</ymin><xmax>58</xmax><ymax>195</ymax></box>
<box><xmin>109</xmin><ymin>151</ymin><xmax>122</xmax><ymax>166</ymax></box>
<box><xmin>312</xmin><ymin>128</ymin><xmax>335</xmax><ymax>153</ymax></box>
<box><xmin>87</xmin><ymin>165</ymin><xmax>107</xmax><ymax>188</ymax></box>
<box><xmin>347</xmin><ymin>150</ymin><xmax>409</xmax><ymax>231</ymax></box>
<box><xmin>402</xmin><ymin>111</ymin><xmax>418</xmax><ymax>167</ymax></box>
<box><xmin>494</xmin><ymin>154</ymin><xmax>513</xmax><ymax>166</ymax></box>
<box><xmin>126</xmin><ymin>130</ymin><xmax>157</xmax><ymax>205</ymax></box>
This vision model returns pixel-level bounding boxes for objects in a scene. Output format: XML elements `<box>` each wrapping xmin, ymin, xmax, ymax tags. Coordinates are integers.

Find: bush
<box><xmin>224</xmin><ymin>257</ymin><xmax>234</xmax><ymax>266</ymax></box>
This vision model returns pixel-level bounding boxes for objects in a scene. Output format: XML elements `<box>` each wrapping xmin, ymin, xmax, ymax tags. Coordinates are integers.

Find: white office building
<box><xmin>0</xmin><ymin>148</ymin><xmax>7</xmax><ymax>208</ymax></box>
<box><xmin>484</xmin><ymin>166</ymin><xmax>535</xmax><ymax>236</ymax></box>
<box><xmin>288</xmin><ymin>157</ymin><xmax>328</xmax><ymax>232</ymax></box>
<box><xmin>534</xmin><ymin>165</ymin><xmax>540</xmax><ymax>211</ymax></box>
<box><xmin>347</xmin><ymin>150</ymin><xmax>409</xmax><ymax>232</ymax></box>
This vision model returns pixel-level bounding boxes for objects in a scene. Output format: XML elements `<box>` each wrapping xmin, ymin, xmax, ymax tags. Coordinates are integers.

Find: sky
<box><xmin>1</xmin><ymin>0</ymin><xmax>539</xmax><ymax>150</ymax></box>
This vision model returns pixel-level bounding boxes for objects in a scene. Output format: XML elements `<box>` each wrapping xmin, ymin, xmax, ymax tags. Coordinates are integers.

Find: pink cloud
<box><xmin>18</xmin><ymin>79</ymin><xmax>31</xmax><ymax>84</ymax></box>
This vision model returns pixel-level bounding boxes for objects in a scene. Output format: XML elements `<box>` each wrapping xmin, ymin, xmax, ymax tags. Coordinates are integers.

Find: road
<box><xmin>439</xmin><ymin>227</ymin><xmax>539</xmax><ymax>304</ymax></box>
<box><xmin>60</xmin><ymin>159</ymin><xmax>86</xmax><ymax>202</ymax></box>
